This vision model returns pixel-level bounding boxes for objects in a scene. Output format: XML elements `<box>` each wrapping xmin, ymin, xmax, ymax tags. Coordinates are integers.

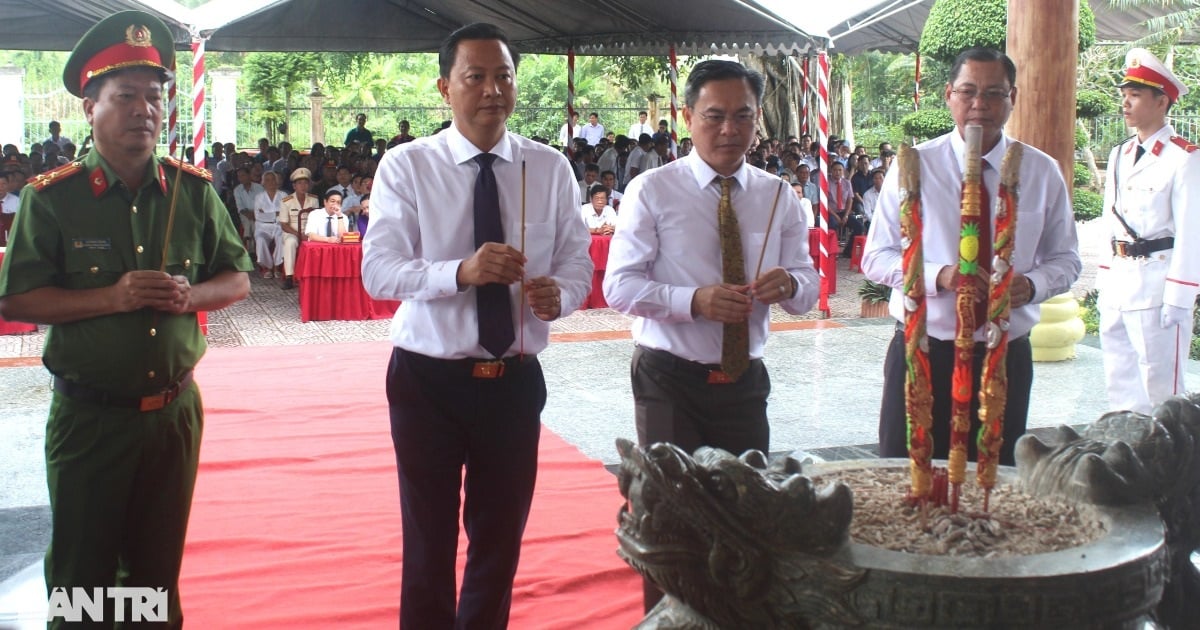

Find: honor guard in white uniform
<box><xmin>1098</xmin><ymin>48</ymin><xmax>1200</xmax><ymax>414</ymax></box>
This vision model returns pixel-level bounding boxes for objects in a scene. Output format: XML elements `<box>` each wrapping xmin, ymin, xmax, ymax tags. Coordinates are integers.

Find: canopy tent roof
<box><xmin>0</xmin><ymin>0</ymin><xmax>821</xmax><ymax>56</ymax></box>
<box><xmin>818</xmin><ymin>0</ymin><xmax>1198</xmax><ymax>55</ymax></box>
<box><xmin>0</xmin><ymin>0</ymin><xmax>1187</xmax><ymax>56</ymax></box>
<box><xmin>192</xmin><ymin>0</ymin><xmax>819</xmax><ymax>55</ymax></box>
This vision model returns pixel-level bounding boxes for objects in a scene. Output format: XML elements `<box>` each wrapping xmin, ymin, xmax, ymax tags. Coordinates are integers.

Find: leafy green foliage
<box><xmin>1076</xmin><ymin>89</ymin><xmax>1114</xmax><ymax>120</ymax></box>
<box><xmin>920</xmin><ymin>0</ymin><xmax>1096</xmax><ymax>64</ymax></box>
<box><xmin>1079</xmin><ymin>289</ymin><xmax>1100</xmax><ymax>336</ymax></box>
<box><xmin>900</xmin><ymin>109</ymin><xmax>954</xmax><ymax>141</ymax></box>
<box><xmin>1075</xmin><ymin>125</ymin><xmax>1089</xmax><ymax>150</ymax></box>
<box><xmin>1073</xmin><ymin>188</ymin><xmax>1103</xmax><ymax>221</ymax></box>
<box><xmin>1073</xmin><ymin>162</ymin><xmax>1092</xmax><ymax>187</ymax></box>
<box><xmin>858</xmin><ymin>280</ymin><xmax>893</xmax><ymax>304</ymax></box>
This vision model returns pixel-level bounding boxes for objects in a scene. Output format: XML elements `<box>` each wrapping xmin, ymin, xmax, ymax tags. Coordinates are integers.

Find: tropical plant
<box><xmin>920</xmin><ymin>0</ymin><xmax>1095</xmax><ymax>64</ymax></box>
<box><xmin>1073</xmin><ymin>188</ymin><xmax>1104</xmax><ymax>221</ymax></box>
<box><xmin>858</xmin><ymin>279</ymin><xmax>893</xmax><ymax>304</ymax></box>
<box><xmin>900</xmin><ymin>109</ymin><xmax>954</xmax><ymax>141</ymax></box>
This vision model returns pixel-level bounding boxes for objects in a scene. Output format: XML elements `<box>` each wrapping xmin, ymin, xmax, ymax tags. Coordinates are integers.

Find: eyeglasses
<box><xmin>697</xmin><ymin>112</ymin><xmax>756</xmax><ymax>127</ymax></box>
<box><xmin>950</xmin><ymin>88</ymin><xmax>1011</xmax><ymax>103</ymax></box>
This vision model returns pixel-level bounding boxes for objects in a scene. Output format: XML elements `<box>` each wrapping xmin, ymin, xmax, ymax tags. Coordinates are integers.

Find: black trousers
<box><xmin>386</xmin><ymin>349</ymin><xmax>546</xmax><ymax>630</ymax></box>
<box><xmin>630</xmin><ymin>345</ymin><xmax>770</xmax><ymax>611</ymax></box>
<box><xmin>879</xmin><ymin>329</ymin><xmax>1033</xmax><ymax>466</ymax></box>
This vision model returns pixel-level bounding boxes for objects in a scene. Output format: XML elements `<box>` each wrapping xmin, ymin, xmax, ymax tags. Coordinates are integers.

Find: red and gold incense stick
<box><xmin>976</xmin><ymin>143</ymin><xmax>1023</xmax><ymax>510</ymax></box>
<box><xmin>949</xmin><ymin>125</ymin><xmax>985</xmax><ymax>509</ymax></box>
<box><xmin>898</xmin><ymin>145</ymin><xmax>934</xmax><ymax>502</ymax></box>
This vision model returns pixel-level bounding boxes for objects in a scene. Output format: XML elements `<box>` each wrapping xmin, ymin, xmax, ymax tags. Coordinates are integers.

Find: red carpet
<box><xmin>181</xmin><ymin>341</ymin><xmax>642</xmax><ymax>628</ymax></box>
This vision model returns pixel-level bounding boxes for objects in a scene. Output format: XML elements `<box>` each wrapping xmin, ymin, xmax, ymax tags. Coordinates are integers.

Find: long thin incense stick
<box><xmin>752</xmin><ymin>179</ymin><xmax>786</xmax><ymax>281</ymax></box>
<box><xmin>519</xmin><ymin>160</ymin><xmax>527</xmax><ymax>358</ymax></box>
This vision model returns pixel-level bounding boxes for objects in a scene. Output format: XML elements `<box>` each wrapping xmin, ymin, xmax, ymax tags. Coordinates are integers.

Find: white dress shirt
<box><xmin>305</xmin><ymin>210</ymin><xmax>348</xmax><ymax>237</ymax></box>
<box><xmin>861</xmin><ymin>186</ymin><xmax>881</xmax><ymax>222</ymax></box>
<box><xmin>628</xmin><ymin>123</ymin><xmax>654</xmax><ymax>140</ymax></box>
<box><xmin>1</xmin><ymin>192</ymin><xmax>17</xmax><ymax>214</ymax></box>
<box><xmin>597</xmin><ymin>147</ymin><xmax>619</xmax><ymax>175</ymax></box>
<box><xmin>581</xmin><ymin>204</ymin><xmax>617</xmax><ymax>230</ymax></box>
<box><xmin>862</xmin><ymin>131</ymin><xmax>1081</xmax><ymax>341</ymax></box>
<box><xmin>580</xmin><ymin>122</ymin><xmax>605</xmax><ymax>146</ymax></box>
<box><xmin>604</xmin><ymin>154</ymin><xmax>820</xmax><ymax>364</ymax></box>
<box><xmin>233</xmin><ymin>182</ymin><xmax>265</xmax><ymax>213</ymax></box>
<box><xmin>363</xmin><ymin>124</ymin><xmax>593</xmax><ymax>359</ymax></box>
<box><xmin>254</xmin><ymin>189</ymin><xmax>284</xmax><ymax>224</ymax></box>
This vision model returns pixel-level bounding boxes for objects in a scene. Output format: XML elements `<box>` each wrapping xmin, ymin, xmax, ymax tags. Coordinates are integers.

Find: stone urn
<box><xmin>615</xmin><ymin>395</ymin><xmax>1200</xmax><ymax>629</ymax></box>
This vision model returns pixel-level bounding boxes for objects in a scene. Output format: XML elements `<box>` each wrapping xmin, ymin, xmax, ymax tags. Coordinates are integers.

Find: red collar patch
<box><xmin>89</xmin><ymin>167</ymin><xmax>108</xmax><ymax>197</ymax></box>
<box><xmin>157</xmin><ymin>163</ymin><xmax>168</xmax><ymax>195</ymax></box>
<box><xmin>1151</xmin><ymin>140</ymin><xmax>1165</xmax><ymax>157</ymax></box>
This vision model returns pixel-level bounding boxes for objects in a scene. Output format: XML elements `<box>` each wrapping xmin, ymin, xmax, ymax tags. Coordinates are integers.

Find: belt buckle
<box><xmin>471</xmin><ymin>360</ymin><xmax>506</xmax><ymax>379</ymax></box>
<box><xmin>139</xmin><ymin>393</ymin><xmax>167</xmax><ymax>412</ymax></box>
<box><xmin>707</xmin><ymin>370</ymin><xmax>733</xmax><ymax>385</ymax></box>
<box><xmin>1115</xmin><ymin>241</ymin><xmax>1129</xmax><ymax>257</ymax></box>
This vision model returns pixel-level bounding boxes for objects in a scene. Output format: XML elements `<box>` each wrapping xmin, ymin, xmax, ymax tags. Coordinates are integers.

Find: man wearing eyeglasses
<box><xmin>1096</xmin><ymin>48</ymin><xmax>1199</xmax><ymax>415</ymax></box>
<box><xmin>862</xmin><ymin>47</ymin><xmax>1080</xmax><ymax>466</ymax></box>
<box><xmin>604</xmin><ymin>58</ymin><xmax>820</xmax><ymax>612</ymax></box>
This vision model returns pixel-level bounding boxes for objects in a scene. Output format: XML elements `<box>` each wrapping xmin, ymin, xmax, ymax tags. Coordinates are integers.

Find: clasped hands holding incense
<box><xmin>457</xmin><ymin>242</ymin><xmax>561</xmax><ymax>321</ymax></box>
<box><xmin>935</xmin><ymin>265</ymin><xmax>1033</xmax><ymax>309</ymax></box>
<box><xmin>691</xmin><ymin>267</ymin><xmax>795</xmax><ymax>324</ymax></box>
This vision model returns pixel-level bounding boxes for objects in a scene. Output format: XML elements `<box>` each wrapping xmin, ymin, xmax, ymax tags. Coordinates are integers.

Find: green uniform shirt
<box><xmin>0</xmin><ymin>150</ymin><xmax>252</xmax><ymax>396</ymax></box>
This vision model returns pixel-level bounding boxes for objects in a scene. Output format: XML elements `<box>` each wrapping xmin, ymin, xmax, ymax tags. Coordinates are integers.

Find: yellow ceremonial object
<box><xmin>960</xmin><ymin>235</ymin><xmax>979</xmax><ymax>261</ymax></box>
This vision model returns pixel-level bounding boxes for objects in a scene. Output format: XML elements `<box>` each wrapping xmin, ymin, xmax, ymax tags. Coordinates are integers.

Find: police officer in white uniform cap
<box><xmin>1098</xmin><ymin>47</ymin><xmax>1200</xmax><ymax>415</ymax></box>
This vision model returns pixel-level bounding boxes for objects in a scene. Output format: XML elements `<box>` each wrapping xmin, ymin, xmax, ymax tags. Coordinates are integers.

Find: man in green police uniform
<box><xmin>0</xmin><ymin>11</ymin><xmax>251</xmax><ymax>628</ymax></box>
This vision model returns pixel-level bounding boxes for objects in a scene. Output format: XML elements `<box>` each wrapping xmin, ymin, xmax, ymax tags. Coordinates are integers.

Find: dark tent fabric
<box><xmin>0</xmin><ymin>0</ymin><xmax>193</xmax><ymax>50</ymax></box>
<box><xmin>195</xmin><ymin>0</ymin><xmax>820</xmax><ymax>55</ymax></box>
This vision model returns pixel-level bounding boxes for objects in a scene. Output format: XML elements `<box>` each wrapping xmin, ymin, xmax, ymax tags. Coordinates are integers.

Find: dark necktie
<box><xmin>975</xmin><ymin>161</ymin><xmax>992</xmax><ymax>329</ymax></box>
<box><xmin>473</xmin><ymin>153</ymin><xmax>515</xmax><ymax>358</ymax></box>
<box><xmin>717</xmin><ymin>177</ymin><xmax>749</xmax><ymax>381</ymax></box>
<box><xmin>325</xmin><ymin>215</ymin><xmax>333</xmax><ymax>237</ymax></box>
<box><xmin>1134</xmin><ymin>145</ymin><xmax>1145</xmax><ymax>164</ymax></box>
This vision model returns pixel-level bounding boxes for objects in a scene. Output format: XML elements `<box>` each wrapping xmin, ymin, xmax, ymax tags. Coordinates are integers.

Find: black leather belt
<box><xmin>53</xmin><ymin>371</ymin><xmax>194</xmax><ymax>412</ymax></box>
<box><xmin>635</xmin><ymin>346</ymin><xmax>761</xmax><ymax>384</ymax></box>
<box><xmin>400</xmin><ymin>349</ymin><xmax>536</xmax><ymax>379</ymax></box>
<box><xmin>1112</xmin><ymin>236</ymin><xmax>1173</xmax><ymax>258</ymax></box>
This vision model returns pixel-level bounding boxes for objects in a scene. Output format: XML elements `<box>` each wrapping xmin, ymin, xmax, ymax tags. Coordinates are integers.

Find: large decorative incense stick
<box><xmin>949</xmin><ymin>125</ymin><xmax>985</xmax><ymax>510</ymax></box>
<box><xmin>898</xmin><ymin>145</ymin><xmax>934</xmax><ymax>502</ymax></box>
<box><xmin>977</xmin><ymin>143</ymin><xmax>1023</xmax><ymax>510</ymax></box>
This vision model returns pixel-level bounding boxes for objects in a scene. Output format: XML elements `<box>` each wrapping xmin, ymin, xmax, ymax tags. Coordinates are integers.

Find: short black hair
<box><xmin>587</xmin><ymin>183</ymin><xmax>610</xmax><ymax>200</ymax></box>
<box><xmin>949</xmin><ymin>47</ymin><xmax>1016</xmax><ymax>88</ymax></box>
<box><xmin>584</xmin><ymin>163</ymin><xmax>600</xmax><ymax>174</ymax></box>
<box><xmin>324</xmin><ymin>189</ymin><xmax>343</xmax><ymax>201</ymax></box>
<box><xmin>439</xmin><ymin>23</ymin><xmax>520</xmax><ymax>79</ymax></box>
<box><xmin>684</xmin><ymin>59</ymin><xmax>765</xmax><ymax>109</ymax></box>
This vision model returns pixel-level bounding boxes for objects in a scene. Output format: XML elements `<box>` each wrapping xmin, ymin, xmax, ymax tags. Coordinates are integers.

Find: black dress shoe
<box><xmin>281</xmin><ymin>278</ymin><xmax>295</xmax><ymax>290</ymax></box>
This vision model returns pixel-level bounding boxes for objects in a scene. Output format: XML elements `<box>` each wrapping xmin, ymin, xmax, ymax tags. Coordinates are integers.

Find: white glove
<box><xmin>1160</xmin><ymin>304</ymin><xmax>1193</xmax><ymax>329</ymax></box>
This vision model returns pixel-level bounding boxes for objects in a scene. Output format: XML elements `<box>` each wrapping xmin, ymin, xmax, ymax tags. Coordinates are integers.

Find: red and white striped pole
<box><xmin>816</xmin><ymin>51</ymin><xmax>832</xmax><ymax>316</ymax></box>
<box><xmin>167</xmin><ymin>57</ymin><xmax>178</xmax><ymax>158</ymax></box>
<box><xmin>191</xmin><ymin>36</ymin><xmax>206</xmax><ymax>169</ymax></box>
<box><xmin>668</xmin><ymin>45</ymin><xmax>679</xmax><ymax>158</ymax></box>
<box><xmin>799</xmin><ymin>54</ymin><xmax>809</xmax><ymax>137</ymax></box>
<box><xmin>565</xmin><ymin>47</ymin><xmax>576</xmax><ymax>155</ymax></box>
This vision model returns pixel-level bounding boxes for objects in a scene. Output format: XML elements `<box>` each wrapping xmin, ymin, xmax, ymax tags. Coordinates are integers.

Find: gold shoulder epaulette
<box><xmin>162</xmin><ymin>156</ymin><xmax>214</xmax><ymax>181</ymax></box>
<box><xmin>27</xmin><ymin>161</ymin><xmax>85</xmax><ymax>191</ymax></box>
<box><xmin>1170</xmin><ymin>136</ymin><xmax>1197</xmax><ymax>153</ymax></box>
<box><xmin>282</xmin><ymin>194</ymin><xmax>295</xmax><ymax>202</ymax></box>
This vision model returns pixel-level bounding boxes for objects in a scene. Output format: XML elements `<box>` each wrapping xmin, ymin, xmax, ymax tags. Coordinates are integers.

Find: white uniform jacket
<box><xmin>1097</xmin><ymin>125</ymin><xmax>1200</xmax><ymax>311</ymax></box>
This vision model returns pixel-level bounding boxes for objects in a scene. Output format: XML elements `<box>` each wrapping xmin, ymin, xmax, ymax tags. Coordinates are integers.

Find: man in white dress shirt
<box><xmin>1097</xmin><ymin>48</ymin><xmax>1200</xmax><ymax>415</ymax></box>
<box><xmin>862</xmin><ymin>47</ymin><xmax>1081</xmax><ymax>466</ymax></box>
<box><xmin>628</xmin><ymin>110</ymin><xmax>653</xmax><ymax>140</ymax></box>
<box><xmin>362</xmin><ymin>22</ymin><xmax>592</xmax><ymax>630</ymax></box>
<box><xmin>580</xmin><ymin>112</ymin><xmax>605</xmax><ymax>146</ymax></box>
<box><xmin>603</xmin><ymin>59</ymin><xmax>819</xmax><ymax>611</ymax></box>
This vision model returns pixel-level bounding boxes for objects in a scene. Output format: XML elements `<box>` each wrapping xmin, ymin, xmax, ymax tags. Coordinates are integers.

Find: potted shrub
<box><xmin>858</xmin><ymin>279</ymin><xmax>892</xmax><ymax>318</ymax></box>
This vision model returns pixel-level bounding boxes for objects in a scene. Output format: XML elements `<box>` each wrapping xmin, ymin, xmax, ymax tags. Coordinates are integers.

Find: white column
<box><xmin>0</xmin><ymin>67</ymin><xmax>26</xmax><ymax>151</ymax></box>
<box><xmin>210</xmin><ymin>67</ymin><xmax>240</xmax><ymax>148</ymax></box>
<box><xmin>310</xmin><ymin>89</ymin><xmax>326</xmax><ymax>145</ymax></box>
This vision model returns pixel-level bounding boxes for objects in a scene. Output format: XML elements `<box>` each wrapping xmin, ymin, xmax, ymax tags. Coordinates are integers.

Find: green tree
<box><xmin>1109</xmin><ymin>0</ymin><xmax>1200</xmax><ymax>47</ymax></box>
<box><xmin>243</xmin><ymin>52</ymin><xmax>321</xmax><ymax>145</ymax></box>
<box><xmin>920</xmin><ymin>0</ymin><xmax>1096</xmax><ymax>64</ymax></box>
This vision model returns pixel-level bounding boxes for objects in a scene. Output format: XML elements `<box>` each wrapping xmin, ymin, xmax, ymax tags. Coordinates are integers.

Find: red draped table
<box><xmin>0</xmin><ymin>249</ymin><xmax>37</xmax><ymax>335</ymax></box>
<box><xmin>585</xmin><ymin>234</ymin><xmax>612</xmax><ymax>309</ymax></box>
<box><xmin>295</xmin><ymin>242</ymin><xmax>400</xmax><ymax>322</ymax></box>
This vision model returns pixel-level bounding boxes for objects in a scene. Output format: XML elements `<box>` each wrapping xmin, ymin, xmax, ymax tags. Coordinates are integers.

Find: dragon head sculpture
<box><xmin>615</xmin><ymin>439</ymin><xmax>864</xmax><ymax>628</ymax></box>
